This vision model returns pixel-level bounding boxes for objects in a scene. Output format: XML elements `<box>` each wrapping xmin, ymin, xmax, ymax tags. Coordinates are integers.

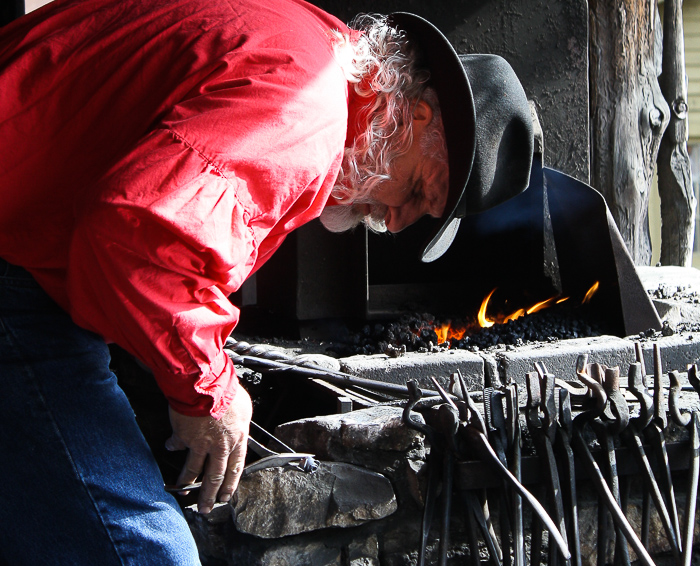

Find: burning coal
<box><xmin>330</xmin><ymin>282</ymin><xmax>606</xmax><ymax>357</ymax></box>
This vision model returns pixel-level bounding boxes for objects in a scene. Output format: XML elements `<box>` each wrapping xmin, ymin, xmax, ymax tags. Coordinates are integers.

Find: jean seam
<box><xmin>2</xmin><ymin>324</ymin><xmax>128</xmax><ymax>566</ymax></box>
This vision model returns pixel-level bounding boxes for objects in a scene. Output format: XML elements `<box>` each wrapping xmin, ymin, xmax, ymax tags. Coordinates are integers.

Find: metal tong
<box><xmin>572</xmin><ymin>354</ymin><xmax>656</xmax><ymax>566</ymax></box>
<box><xmin>526</xmin><ymin>364</ymin><xmax>572</xmax><ymax>566</ymax></box>
<box><xmin>669</xmin><ymin>364</ymin><xmax>700</xmax><ymax>566</ymax></box>
<box><xmin>164</xmin><ymin>420</ymin><xmax>317</xmax><ymax>492</ymax></box>
<box><xmin>437</xmin><ymin>371</ymin><xmax>571</xmax><ymax>562</ymax></box>
<box><xmin>622</xmin><ymin>347</ymin><xmax>681</xmax><ymax>565</ymax></box>
<box><xmin>644</xmin><ymin>344</ymin><xmax>682</xmax><ymax>555</ymax></box>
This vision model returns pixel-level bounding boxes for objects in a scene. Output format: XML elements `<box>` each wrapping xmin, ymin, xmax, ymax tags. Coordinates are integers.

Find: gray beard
<box><xmin>321</xmin><ymin>106</ymin><xmax>447</xmax><ymax>235</ymax></box>
<box><xmin>319</xmin><ymin>202</ymin><xmax>388</xmax><ymax>233</ymax></box>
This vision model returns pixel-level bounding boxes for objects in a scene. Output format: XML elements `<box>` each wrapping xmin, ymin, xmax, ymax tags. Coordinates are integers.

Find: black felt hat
<box><xmin>388</xmin><ymin>13</ymin><xmax>534</xmax><ymax>262</ymax></box>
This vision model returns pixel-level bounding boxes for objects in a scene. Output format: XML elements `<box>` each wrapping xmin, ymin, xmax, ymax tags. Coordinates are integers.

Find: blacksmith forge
<box><xmin>235</xmin><ymin>0</ymin><xmax>661</xmax><ymax>341</ymax></box>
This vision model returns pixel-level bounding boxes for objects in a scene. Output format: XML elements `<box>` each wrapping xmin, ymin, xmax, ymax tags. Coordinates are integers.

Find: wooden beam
<box><xmin>658</xmin><ymin>0</ymin><xmax>697</xmax><ymax>266</ymax></box>
<box><xmin>589</xmin><ymin>0</ymin><xmax>670</xmax><ymax>264</ymax></box>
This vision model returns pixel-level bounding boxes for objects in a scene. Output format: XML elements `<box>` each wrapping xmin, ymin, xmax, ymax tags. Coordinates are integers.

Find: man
<box><xmin>0</xmin><ymin>0</ymin><xmax>532</xmax><ymax>563</ymax></box>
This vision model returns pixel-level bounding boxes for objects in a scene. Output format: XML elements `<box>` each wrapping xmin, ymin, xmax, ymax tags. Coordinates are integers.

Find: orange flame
<box><xmin>583</xmin><ymin>281</ymin><xmax>599</xmax><ymax>304</ymax></box>
<box><xmin>504</xmin><ymin>309</ymin><xmax>525</xmax><ymax>323</ymax></box>
<box><xmin>434</xmin><ymin>281</ymin><xmax>602</xmax><ymax>343</ymax></box>
<box><xmin>435</xmin><ymin>322</ymin><xmax>466</xmax><ymax>344</ymax></box>
<box><xmin>526</xmin><ymin>296</ymin><xmax>562</xmax><ymax>315</ymax></box>
<box><xmin>478</xmin><ymin>288</ymin><xmax>567</xmax><ymax>328</ymax></box>
<box><xmin>478</xmin><ymin>288</ymin><xmax>497</xmax><ymax>328</ymax></box>
<box><xmin>476</xmin><ymin>285</ymin><xmax>595</xmax><ymax>329</ymax></box>
<box><xmin>435</xmin><ymin>323</ymin><xmax>449</xmax><ymax>344</ymax></box>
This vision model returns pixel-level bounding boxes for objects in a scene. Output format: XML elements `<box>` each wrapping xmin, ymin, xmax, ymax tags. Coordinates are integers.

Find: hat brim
<box><xmin>388</xmin><ymin>13</ymin><xmax>476</xmax><ymax>263</ymax></box>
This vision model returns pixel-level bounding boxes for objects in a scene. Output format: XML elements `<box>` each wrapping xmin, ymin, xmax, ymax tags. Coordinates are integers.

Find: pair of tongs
<box><xmin>165</xmin><ymin>421</ymin><xmax>317</xmax><ymax>492</ymax></box>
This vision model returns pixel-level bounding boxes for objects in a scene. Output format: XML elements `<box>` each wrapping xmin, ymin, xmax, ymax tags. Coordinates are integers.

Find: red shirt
<box><xmin>0</xmin><ymin>0</ymin><xmax>351</xmax><ymax>417</ymax></box>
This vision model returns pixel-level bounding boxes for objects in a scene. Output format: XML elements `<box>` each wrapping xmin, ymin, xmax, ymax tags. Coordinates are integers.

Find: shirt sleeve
<box><xmin>66</xmin><ymin>128</ymin><xmax>257</xmax><ymax>418</ymax></box>
<box><xmin>60</xmin><ymin>24</ymin><xmax>348</xmax><ymax>418</ymax></box>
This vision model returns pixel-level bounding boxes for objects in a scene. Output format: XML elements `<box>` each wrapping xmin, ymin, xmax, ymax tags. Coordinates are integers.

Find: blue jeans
<box><xmin>0</xmin><ymin>258</ymin><xmax>201</xmax><ymax>565</ymax></box>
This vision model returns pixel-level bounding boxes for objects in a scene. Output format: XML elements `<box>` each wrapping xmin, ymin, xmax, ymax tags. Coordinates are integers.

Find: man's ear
<box><xmin>412</xmin><ymin>99</ymin><xmax>433</xmax><ymax>125</ymax></box>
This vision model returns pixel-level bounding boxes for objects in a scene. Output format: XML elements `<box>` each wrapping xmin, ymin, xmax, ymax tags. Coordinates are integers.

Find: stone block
<box><xmin>232</xmin><ymin>462</ymin><xmax>397</xmax><ymax>538</ymax></box>
<box><xmin>347</xmin><ymin>534</ymin><xmax>380</xmax><ymax>566</ymax></box>
<box><xmin>251</xmin><ymin>540</ymin><xmax>342</xmax><ymax>566</ymax></box>
<box><xmin>275</xmin><ymin>406</ymin><xmax>425</xmax><ymax>471</ymax></box>
<box><xmin>339</xmin><ymin>349</ymin><xmax>484</xmax><ymax>391</ymax></box>
<box><xmin>632</xmin><ymin>333</ymin><xmax>700</xmax><ymax>375</ymax></box>
<box><xmin>497</xmin><ymin>335</ymin><xmax>636</xmax><ymax>385</ymax></box>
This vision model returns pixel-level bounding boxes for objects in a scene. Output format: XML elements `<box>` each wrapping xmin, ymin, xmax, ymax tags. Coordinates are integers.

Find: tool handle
<box><xmin>464</xmin><ymin>427</ymin><xmax>571</xmax><ymax>561</ymax></box>
<box><xmin>572</xmin><ymin>427</ymin><xmax>656</xmax><ymax>566</ymax></box>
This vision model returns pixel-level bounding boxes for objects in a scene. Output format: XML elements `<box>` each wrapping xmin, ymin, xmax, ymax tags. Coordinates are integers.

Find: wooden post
<box><xmin>589</xmin><ymin>0</ymin><xmax>670</xmax><ymax>265</ymax></box>
<box><xmin>658</xmin><ymin>0</ymin><xmax>696</xmax><ymax>266</ymax></box>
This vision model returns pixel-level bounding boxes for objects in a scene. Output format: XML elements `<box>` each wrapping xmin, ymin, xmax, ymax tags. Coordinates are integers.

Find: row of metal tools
<box><xmin>401</xmin><ymin>342</ymin><xmax>700</xmax><ymax>566</ymax></box>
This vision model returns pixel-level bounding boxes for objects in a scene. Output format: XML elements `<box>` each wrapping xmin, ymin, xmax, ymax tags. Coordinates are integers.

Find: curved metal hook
<box><xmin>575</xmin><ymin>354</ymin><xmax>607</xmax><ymax>416</ymax></box>
<box><xmin>602</xmin><ymin>366</ymin><xmax>629</xmax><ymax>435</ymax></box>
<box><xmin>535</xmin><ymin>363</ymin><xmax>557</xmax><ymax>440</ymax></box>
<box><xmin>689</xmin><ymin>364</ymin><xmax>700</xmax><ymax>396</ymax></box>
<box><xmin>403</xmin><ymin>380</ymin><xmax>436</xmax><ymax>445</ymax></box>
<box><xmin>455</xmin><ymin>370</ymin><xmax>487</xmax><ymax>435</ymax></box>
<box><xmin>669</xmin><ymin>370</ymin><xmax>691</xmax><ymax>427</ymax></box>
<box><xmin>628</xmin><ymin>362</ymin><xmax>653</xmax><ymax>431</ymax></box>
<box><xmin>526</xmin><ymin>371</ymin><xmax>542</xmax><ymax>432</ymax></box>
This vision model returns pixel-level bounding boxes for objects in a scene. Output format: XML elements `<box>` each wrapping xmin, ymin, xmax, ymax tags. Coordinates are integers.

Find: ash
<box><xmin>329</xmin><ymin>304</ymin><xmax>608</xmax><ymax>357</ymax></box>
<box><xmin>649</xmin><ymin>283</ymin><xmax>700</xmax><ymax>303</ymax></box>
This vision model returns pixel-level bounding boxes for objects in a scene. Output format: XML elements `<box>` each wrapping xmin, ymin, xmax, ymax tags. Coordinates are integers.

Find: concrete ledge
<box><xmin>495</xmin><ymin>335</ymin><xmax>636</xmax><ymax>386</ymax></box>
<box><xmin>337</xmin><ymin>332</ymin><xmax>700</xmax><ymax>395</ymax></box>
<box><xmin>339</xmin><ymin>349</ymin><xmax>484</xmax><ymax>391</ymax></box>
<box><xmin>633</xmin><ymin>333</ymin><xmax>700</xmax><ymax>376</ymax></box>
<box><xmin>638</xmin><ymin>265</ymin><xmax>700</xmax><ymax>326</ymax></box>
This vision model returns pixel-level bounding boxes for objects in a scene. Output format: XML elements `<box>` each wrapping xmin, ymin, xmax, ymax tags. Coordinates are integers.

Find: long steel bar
<box><xmin>225</xmin><ymin>348</ymin><xmax>441</xmax><ymax>398</ymax></box>
<box><xmin>681</xmin><ymin>413</ymin><xmax>699</xmax><ymax>566</ymax></box>
<box><xmin>634</xmin><ymin>346</ymin><xmax>653</xmax><ymax>548</ymax></box>
<box><xmin>572</xmin><ymin>426</ymin><xmax>656</xmax><ymax>566</ymax></box>
<box><xmin>556</xmin><ymin>389</ymin><xmax>581</xmax><ymax>566</ymax></box>
<box><xmin>646</xmin><ymin>345</ymin><xmax>682</xmax><ymax>550</ymax></box>
<box><xmin>506</xmin><ymin>385</ymin><xmax>525</xmax><ymax>566</ymax></box>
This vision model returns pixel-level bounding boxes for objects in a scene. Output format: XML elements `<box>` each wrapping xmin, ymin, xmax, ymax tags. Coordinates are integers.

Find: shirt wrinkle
<box><xmin>166</xmin><ymin>127</ymin><xmax>249</xmax><ymax>215</ymax></box>
<box><xmin>0</xmin><ymin>0</ymin><xmax>351</xmax><ymax>418</ymax></box>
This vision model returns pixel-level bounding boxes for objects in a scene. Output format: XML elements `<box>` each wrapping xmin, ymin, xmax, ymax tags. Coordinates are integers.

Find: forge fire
<box><xmin>332</xmin><ymin>282</ymin><xmax>607</xmax><ymax>357</ymax></box>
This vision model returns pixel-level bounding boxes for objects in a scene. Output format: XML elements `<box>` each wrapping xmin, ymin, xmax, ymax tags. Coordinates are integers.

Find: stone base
<box><xmin>188</xmin><ymin>267</ymin><xmax>700</xmax><ymax>565</ymax></box>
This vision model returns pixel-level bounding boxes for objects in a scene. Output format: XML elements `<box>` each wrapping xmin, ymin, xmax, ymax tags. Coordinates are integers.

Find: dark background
<box><xmin>308</xmin><ymin>0</ymin><xmax>590</xmax><ymax>183</ymax></box>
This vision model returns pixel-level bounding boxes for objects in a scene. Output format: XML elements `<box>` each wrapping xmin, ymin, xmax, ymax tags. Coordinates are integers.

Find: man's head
<box><xmin>320</xmin><ymin>14</ymin><xmax>449</xmax><ymax>234</ymax></box>
<box><xmin>365</xmin><ymin>95</ymin><xmax>449</xmax><ymax>233</ymax></box>
<box><xmin>321</xmin><ymin>89</ymin><xmax>449</xmax><ymax>233</ymax></box>
<box><xmin>322</xmin><ymin>13</ymin><xmax>534</xmax><ymax>263</ymax></box>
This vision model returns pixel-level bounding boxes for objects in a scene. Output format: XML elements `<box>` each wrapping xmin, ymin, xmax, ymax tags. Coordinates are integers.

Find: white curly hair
<box><xmin>319</xmin><ymin>14</ymin><xmax>447</xmax><ymax>233</ymax></box>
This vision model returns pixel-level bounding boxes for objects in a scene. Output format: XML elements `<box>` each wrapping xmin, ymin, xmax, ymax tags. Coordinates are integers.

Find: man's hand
<box><xmin>165</xmin><ymin>388</ymin><xmax>252</xmax><ymax>514</ymax></box>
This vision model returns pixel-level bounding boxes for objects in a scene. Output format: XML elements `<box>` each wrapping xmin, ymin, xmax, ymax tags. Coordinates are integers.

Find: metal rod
<box><xmin>572</xmin><ymin>427</ymin><xmax>657</xmax><ymax>566</ymax></box>
<box><xmin>556</xmin><ymin>389</ymin><xmax>581</xmax><ymax>566</ymax></box>
<box><xmin>624</xmin><ymin>429</ymin><xmax>681</xmax><ymax>562</ymax></box>
<box><xmin>681</xmin><ymin>413</ymin><xmax>699</xmax><ymax>566</ymax></box>
<box><xmin>226</xmin><ymin>349</ymin><xmax>440</xmax><ymax>398</ymax></box>
<box><xmin>463</xmin><ymin>426</ymin><xmax>571</xmax><ymax>560</ymax></box>
<box><xmin>439</xmin><ymin>449</ymin><xmax>454</xmax><ymax>566</ymax></box>
<box><xmin>507</xmin><ymin>386</ymin><xmax>526</xmax><ymax>566</ymax></box>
